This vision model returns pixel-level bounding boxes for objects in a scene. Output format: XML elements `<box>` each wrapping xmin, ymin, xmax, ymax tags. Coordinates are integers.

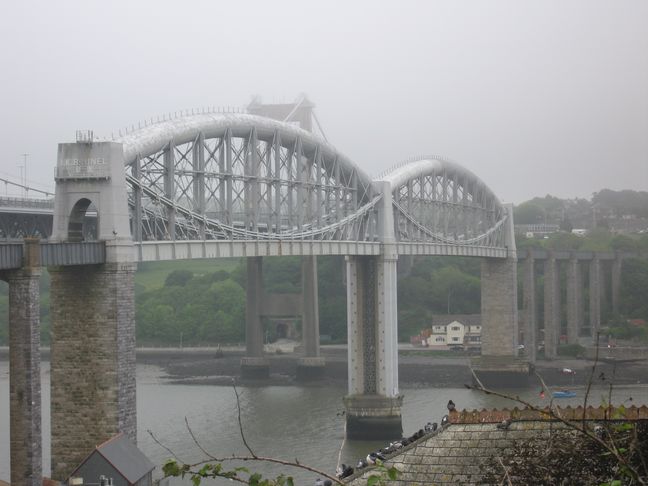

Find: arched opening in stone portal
<box><xmin>67</xmin><ymin>198</ymin><xmax>98</xmax><ymax>242</ymax></box>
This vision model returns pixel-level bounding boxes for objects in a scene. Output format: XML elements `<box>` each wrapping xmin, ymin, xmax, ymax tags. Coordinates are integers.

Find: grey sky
<box><xmin>1</xmin><ymin>0</ymin><xmax>646</xmax><ymax>203</ymax></box>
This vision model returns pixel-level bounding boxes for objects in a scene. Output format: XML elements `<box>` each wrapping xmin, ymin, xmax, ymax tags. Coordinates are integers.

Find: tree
<box><xmin>514</xmin><ymin>202</ymin><xmax>546</xmax><ymax>224</ymax></box>
<box><xmin>165</xmin><ymin>269</ymin><xmax>194</xmax><ymax>287</ymax></box>
<box><xmin>620</xmin><ymin>258</ymin><xmax>648</xmax><ymax>321</ymax></box>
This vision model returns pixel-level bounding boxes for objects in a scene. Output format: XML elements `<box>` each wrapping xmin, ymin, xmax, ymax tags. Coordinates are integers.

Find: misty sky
<box><xmin>0</xmin><ymin>0</ymin><xmax>646</xmax><ymax>203</ymax></box>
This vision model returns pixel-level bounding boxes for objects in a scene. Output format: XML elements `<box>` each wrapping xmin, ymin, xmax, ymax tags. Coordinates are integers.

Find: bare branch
<box><xmin>147</xmin><ymin>430</ymin><xmax>182</xmax><ymax>461</ymax></box>
<box><xmin>582</xmin><ymin>331</ymin><xmax>601</xmax><ymax>425</ymax></box>
<box><xmin>232</xmin><ymin>380</ymin><xmax>257</xmax><ymax>458</ymax></box>
<box><xmin>185</xmin><ymin>417</ymin><xmax>218</xmax><ymax>461</ymax></box>
<box><xmin>496</xmin><ymin>456</ymin><xmax>513</xmax><ymax>486</ymax></box>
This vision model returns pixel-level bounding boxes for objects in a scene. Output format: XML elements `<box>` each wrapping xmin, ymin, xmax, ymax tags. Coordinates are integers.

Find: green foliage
<box><xmin>557</xmin><ymin>343</ymin><xmax>586</xmax><ymax>357</ymax></box>
<box><xmin>162</xmin><ymin>457</ymin><xmax>397</xmax><ymax>486</ymax></box>
<box><xmin>592</xmin><ymin>189</ymin><xmax>648</xmax><ymax>218</ymax></box>
<box><xmin>398</xmin><ymin>258</ymin><xmax>480</xmax><ymax>340</ymax></box>
<box><xmin>165</xmin><ymin>269</ymin><xmax>194</xmax><ymax>287</ymax></box>
<box><xmin>514</xmin><ymin>202</ymin><xmax>546</xmax><ymax>224</ymax></box>
<box><xmin>544</xmin><ymin>232</ymin><xmax>584</xmax><ymax>250</ymax></box>
<box><xmin>136</xmin><ymin>272</ymin><xmax>246</xmax><ymax>345</ymax></box>
<box><xmin>607</xmin><ymin>320</ymin><xmax>648</xmax><ymax>342</ymax></box>
<box><xmin>619</xmin><ymin>258</ymin><xmax>648</xmax><ymax>322</ymax></box>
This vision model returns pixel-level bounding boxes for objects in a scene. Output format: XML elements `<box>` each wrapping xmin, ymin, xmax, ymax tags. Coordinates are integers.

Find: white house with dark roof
<box><xmin>424</xmin><ymin>314</ymin><xmax>482</xmax><ymax>349</ymax></box>
<box><xmin>67</xmin><ymin>434</ymin><xmax>154</xmax><ymax>486</ymax></box>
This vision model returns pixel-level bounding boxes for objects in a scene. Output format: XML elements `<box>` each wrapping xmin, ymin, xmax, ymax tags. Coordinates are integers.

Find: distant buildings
<box><xmin>411</xmin><ymin>314</ymin><xmax>482</xmax><ymax>350</ymax></box>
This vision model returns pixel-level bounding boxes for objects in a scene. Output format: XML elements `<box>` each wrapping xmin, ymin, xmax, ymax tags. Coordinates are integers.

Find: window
<box><xmin>451</xmin><ymin>326</ymin><xmax>461</xmax><ymax>331</ymax></box>
<box><xmin>436</xmin><ymin>336</ymin><xmax>445</xmax><ymax>342</ymax></box>
<box><xmin>452</xmin><ymin>337</ymin><xmax>460</xmax><ymax>342</ymax></box>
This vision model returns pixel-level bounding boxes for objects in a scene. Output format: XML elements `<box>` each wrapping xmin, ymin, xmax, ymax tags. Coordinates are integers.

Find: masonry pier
<box><xmin>242</xmin><ymin>255</ymin><xmax>324</xmax><ymax>380</ymax></box>
<box><xmin>50</xmin><ymin>258</ymin><xmax>137</xmax><ymax>479</ymax></box>
<box><xmin>471</xmin><ymin>205</ymin><xmax>528</xmax><ymax>387</ymax></box>
<box><xmin>242</xmin><ymin>257</ymin><xmax>270</xmax><ymax>378</ymax></box>
<box><xmin>296</xmin><ymin>255</ymin><xmax>325</xmax><ymax>380</ymax></box>
<box><xmin>4</xmin><ymin>238</ymin><xmax>42</xmax><ymax>486</ymax></box>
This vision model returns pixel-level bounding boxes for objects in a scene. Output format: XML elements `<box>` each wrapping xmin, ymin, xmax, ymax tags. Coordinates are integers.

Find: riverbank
<box><xmin>2</xmin><ymin>345</ymin><xmax>646</xmax><ymax>387</ymax></box>
<box><xmin>137</xmin><ymin>345</ymin><xmax>648</xmax><ymax>388</ymax></box>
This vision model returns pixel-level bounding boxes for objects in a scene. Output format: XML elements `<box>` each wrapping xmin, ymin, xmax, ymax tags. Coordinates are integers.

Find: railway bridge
<box><xmin>1</xmin><ymin>98</ymin><xmax>593</xmax><ymax>485</ymax></box>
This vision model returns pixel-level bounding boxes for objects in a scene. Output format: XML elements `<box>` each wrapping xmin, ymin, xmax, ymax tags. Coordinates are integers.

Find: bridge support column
<box><xmin>611</xmin><ymin>255</ymin><xmax>622</xmax><ymax>315</ymax></box>
<box><xmin>4</xmin><ymin>238</ymin><xmax>42</xmax><ymax>486</ymax></box>
<box><xmin>296</xmin><ymin>255</ymin><xmax>325</xmax><ymax>380</ymax></box>
<box><xmin>344</xmin><ymin>254</ymin><xmax>402</xmax><ymax>440</ymax></box>
<box><xmin>566</xmin><ymin>258</ymin><xmax>583</xmax><ymax>345</ymax></box>
<box><xmin>589</xmin><ymin>257</ymin><xmax>601</xmax><ymax>338</ymax></box>
<box><xmin>242</xmin><ymin>256</ymin><xmax>269</xmax><ymax>379</ymax></box>
<box><xmin>472</xmin><ymin>256</ymin><xmax>528</xmax><ymax>387</ymax></box>
<box><xmin>522</xmin><ymin>255</ymin><xmax>537</xmax><ymax>363</ymax></box>
<box><xmin>50</xmin><ymin>247</ymin><xmax>136</xmax><ymax>480</ymax></box>
<box><xmin>543</xmin><ymin>255</ymin><xmax>560</xmax><ymax>359</ymax></box>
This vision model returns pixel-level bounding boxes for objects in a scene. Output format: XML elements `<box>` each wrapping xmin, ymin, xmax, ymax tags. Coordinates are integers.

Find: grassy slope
<box><xmin>135</xmin><ymin>258</ymin><xmax>241</xmax><ymax>290</ymax></box>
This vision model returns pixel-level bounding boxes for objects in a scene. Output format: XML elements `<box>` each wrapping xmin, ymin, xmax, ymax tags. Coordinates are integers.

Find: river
<box><xmin>1</xmin><ymin>361</ymin><xmax>647</xmax><ymax>485</ymax></box>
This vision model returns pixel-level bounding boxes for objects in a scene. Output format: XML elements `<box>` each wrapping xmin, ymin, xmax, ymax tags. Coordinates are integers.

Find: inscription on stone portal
<box><xmin>56</xmin><ymin>158</ymin><xmax>111</xmax><ymax>180</ymax></box>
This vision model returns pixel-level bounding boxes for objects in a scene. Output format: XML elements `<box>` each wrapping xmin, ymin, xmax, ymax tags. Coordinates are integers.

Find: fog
<box><xmin>1</xmin><ymin>0</ymin><xmax>646</xmax><ymax>203</ymax></box>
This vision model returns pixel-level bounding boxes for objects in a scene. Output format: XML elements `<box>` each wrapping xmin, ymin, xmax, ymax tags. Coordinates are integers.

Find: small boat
<box><xmin>553</xmin><ymin>390</ymin><xmax>576</xmax><ymax>398</ymax></box>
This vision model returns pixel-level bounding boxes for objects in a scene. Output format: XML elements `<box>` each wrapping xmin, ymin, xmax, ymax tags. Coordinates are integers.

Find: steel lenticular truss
<box><xmin>116</xmin><ymin>114</ymin><xmax>509</xmax><ymax>254</ymax></box>
<box><xmin>379</xmin><ymin>157</ymin><xmax>508</xmax><ymax>248</ymax></box>
<box><xmin>117</xmin><ymin>113</ymin><xmax>379</xmax><ymax>243</ymax></box>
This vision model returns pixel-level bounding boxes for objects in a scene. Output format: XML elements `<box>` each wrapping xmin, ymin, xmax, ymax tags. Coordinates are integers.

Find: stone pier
<box><xmin>473</xmin><ymin>255</ymin><xmax>528</xmax><ymax>387</ymax></box>
<box><xmin>242</xmin><ymin>256</ymin><xmax>270</xmax><ymax>378</ymax></box>
<box><xmin>566</xmin><ymin>257</ymin><xmax>583</xmax><ymax>344</ymax></box>
<box><xmin>49</xmin><ymin>257</ymin><xmax>136</xmax><ymax>479</ymax></box>
<box><xmin>296</xmin><ymin>255</ymin><xmax>325</xmax><ymax>380</ymax></box>
<box><xmin>471</xmin><ymin>204</ymin><xmax>528</xmax><ymax>387</ymax></box>
<box><xmin>589</xmin><ymin>257</ymin><xmax>601</xmax><ymax>337</ymax></box>
<box><xmin>522</xmin><ymin>255</ymin><xmax>537</xmax><ymax>363</ymax></box>
<box><xmin>543</xmin><ymin>255</ymin><xmax>560</xmax><ymax>359</ymax></box>
<box><xmin>242</xmin><ymin>255</ymin><xmax>324</xmax><ymax>380</ymax></box>
<box><xmin>4</xmin><ymin>238</ymin><xmax>42</xmax><ymax>486</ymax></box>
<box><xmin>611</xmin><ymin>255</ymin><xmax>622</xmax><ymax>315</ymax></box>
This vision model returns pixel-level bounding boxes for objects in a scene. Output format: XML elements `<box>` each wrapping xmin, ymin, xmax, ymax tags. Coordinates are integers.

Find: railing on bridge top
<box><xmin>0</xmin><ymin>196</ymin><xmax>54</xmax><ymax>210</ymax></box>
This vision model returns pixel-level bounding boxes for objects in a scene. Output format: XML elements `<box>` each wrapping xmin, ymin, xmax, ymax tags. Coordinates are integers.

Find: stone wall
<box><xmin>50</xmin><ymin>262</ymin><xmax>136</xmax><ymax>480</ymax></box>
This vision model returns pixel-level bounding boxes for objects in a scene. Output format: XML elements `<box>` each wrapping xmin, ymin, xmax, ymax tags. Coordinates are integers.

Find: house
<box><xmin>67</xmin><ymin>434</ymin><xmax>154</xmax><ymax>486</ymax></box>
<box><xmin>425</xmin><ymin>315</ymin><xmax>482</xmax><ymax>350</ymax></box>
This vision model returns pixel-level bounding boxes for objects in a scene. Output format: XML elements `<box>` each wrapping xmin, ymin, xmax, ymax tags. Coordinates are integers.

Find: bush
<box><xmin>557</xmin><ymin>343</ymin><xmax>586</xmax><ymax>357</ymax></box>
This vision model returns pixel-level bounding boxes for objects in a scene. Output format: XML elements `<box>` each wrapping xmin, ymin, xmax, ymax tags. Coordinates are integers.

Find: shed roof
<box><xmin>70</xmin><ymin>434</ymin><xmax>154</xmax><ymax>484</ymax></box>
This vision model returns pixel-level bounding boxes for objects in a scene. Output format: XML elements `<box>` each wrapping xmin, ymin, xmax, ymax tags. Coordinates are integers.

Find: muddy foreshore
<box><xmin>135</xmin><ymin>347</ymin><xmax>648</xmax><ymax>388</ymax></box>
<box><xmin>2</xmin><ymin>346</ymin><xmax>645</xmax><ymax>387</ymax></box>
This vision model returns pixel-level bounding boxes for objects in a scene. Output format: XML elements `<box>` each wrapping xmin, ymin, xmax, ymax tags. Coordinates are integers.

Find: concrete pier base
<box><xmin>471</xmin><ymin>356</ymin><xmax>531</xmax><ymax>388</ymax></box>
<box><xmin>240</xmin><ymin>357</ymin><xmax>270</xmax><ymax>379</ymax></box>
<box><xmin>344</xmin><ymin>395</ymin><xmax>403</xmax><ymax>440</ymax></box>
<box><xmin>296</xmin><ymin>356</ymin><xmax>326</xmax><ymax>381</ymax></box>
